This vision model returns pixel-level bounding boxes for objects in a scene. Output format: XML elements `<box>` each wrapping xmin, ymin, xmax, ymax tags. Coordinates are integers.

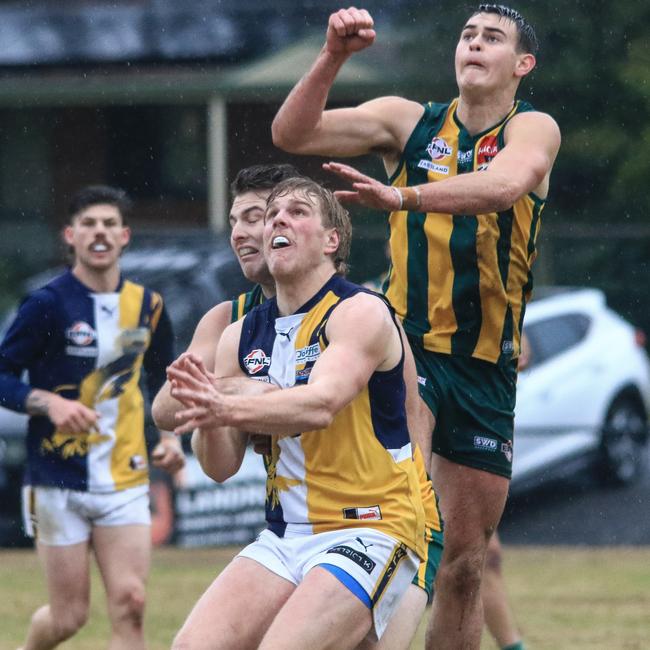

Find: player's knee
<box><xmin>438</xmin><ymin>551</ymin><xmax>484</xmax><ymax>597</ymax></box>
<box><xmin>111</xmin><ymin>581</ymin><xmax>146</xmax><ymax>627</ymax></box>
<box><xmin>47</xmin><ymin>602</ymin><xmax>89</xmax><ymax>641</ymax></box>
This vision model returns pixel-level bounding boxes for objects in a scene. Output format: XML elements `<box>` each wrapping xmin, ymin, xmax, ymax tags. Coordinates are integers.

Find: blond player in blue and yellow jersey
<box><xmin>153</xmin><ymin>166</ymin><xmax>443</xmax><ymax>650</ymax></box>
<box><xmin>0</xmin><ymin>186</ymin><xmax>185</xmax><ymax>650</ymax></box>
<box><xmin>272</xmin><ymin>5</ymin><xmax>560</xmax><ymax>649</ymax></box>
<box><xmin>167</xmin><ymin>178</ymin><xmax>435</xmax><ymax>650</ymax></box>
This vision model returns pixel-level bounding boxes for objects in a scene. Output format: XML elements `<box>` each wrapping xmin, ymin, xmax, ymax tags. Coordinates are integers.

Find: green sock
<box><xmin>502</xmin><ymin>643</ymin><xmax>525</xmax><ymax>650</ymax></box>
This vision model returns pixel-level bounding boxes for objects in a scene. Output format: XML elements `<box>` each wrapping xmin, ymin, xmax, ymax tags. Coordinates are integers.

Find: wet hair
<box><xmin>474</xmin><ymin>4</ymin><xmax>538</xmax><ymax>55</ymax></box>
<box><xmin>67</xmin><ymin>185</ymin><xmax>133</xmax><ymax>224</ymax></box>
<box><xmin>266</xmin><ymin>177</ymin><xmax>352</xmax><ymax>276</ymax></box>
<box><xmin>230</xmin><ymin>163</ymin><xmax>303</xmax><ymax>198</ymax></box>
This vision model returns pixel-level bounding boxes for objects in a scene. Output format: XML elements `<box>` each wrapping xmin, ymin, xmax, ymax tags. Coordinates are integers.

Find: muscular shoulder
<box><xmin>195</xmin><ymin>301</ymin><xmax>233</xmax><ymax>338</ymax></box>
<box><xmin>328</xmin><ymin>291</ymin><xmax>394</xmax><ymax>342</ymax></box>
<box><xmin>505</xmin><ymin>111</ymin><xmax>561</xmax><ymax>144</ymax></box>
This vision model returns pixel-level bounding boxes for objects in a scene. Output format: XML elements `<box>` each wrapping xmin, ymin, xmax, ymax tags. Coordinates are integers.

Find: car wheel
<box><xmin>598</xmin><ymin>397</ymin><xmax>648</xmax><ymax>486</ymax></box>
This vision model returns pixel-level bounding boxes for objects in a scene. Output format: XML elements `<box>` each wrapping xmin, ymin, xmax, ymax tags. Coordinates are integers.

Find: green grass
<box><xmin>2</xmin><ymin>545</ymin><xmax>649</xmax><ymax>649</ymax></box>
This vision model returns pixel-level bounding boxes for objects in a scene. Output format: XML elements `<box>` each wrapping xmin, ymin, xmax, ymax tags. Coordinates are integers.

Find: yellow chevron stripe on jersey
<box><xmin>386</xmin><ymin>98</ymin><xmax>544</xmax><ymax>365</ymax></box>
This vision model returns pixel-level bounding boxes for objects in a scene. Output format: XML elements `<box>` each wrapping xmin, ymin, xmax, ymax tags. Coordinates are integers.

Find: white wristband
<box><xmin>391</xmin><ymin>186</ymin><xmax>404</xmax><ymax>211</ymax></box>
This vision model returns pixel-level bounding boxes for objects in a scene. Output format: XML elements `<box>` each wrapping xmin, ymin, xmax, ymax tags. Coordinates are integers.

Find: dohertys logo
<box><xmin>243</xmin><ymin>348</ymin><xmax>271</xmax><ymax>375</ymax></box>
<box><xmin>66</xmin><ymin>321</ymin><xmax>96</xmax><ymax>346</ymax></box>
<box><xmin>476</xmin><ymin>135</ymin><xmax>499</xmax><ymax>170</ymax></box>
<box><xmin>426</xmin><ymin>137</ymin><xmax>453</xmax><ymax>160</ymax></box>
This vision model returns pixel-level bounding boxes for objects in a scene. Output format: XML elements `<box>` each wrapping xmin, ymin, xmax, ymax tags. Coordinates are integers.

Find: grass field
<box><xmin>2</xmin><ymin>545</ymin><xmax>650</xmax><ymax>649</ymax></box>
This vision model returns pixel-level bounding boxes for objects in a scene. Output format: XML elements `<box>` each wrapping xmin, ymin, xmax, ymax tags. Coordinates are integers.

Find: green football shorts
<box><xmin>409</xmin><ymin>337</ymin><xmax>518</xmax><ymax>479</ymax></box>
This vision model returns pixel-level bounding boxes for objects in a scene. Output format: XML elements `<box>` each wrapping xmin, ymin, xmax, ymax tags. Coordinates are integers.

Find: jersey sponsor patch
<box><xmin>476</xmin><ymin>135</ymin><xmax>499</xmax><ymax>171</ymax></box>
<box><xmin>418</xmin><ymin>159</ymin><xmax>449</xmax><ymax>175</ymax></box>
<box><xmin>295</xmin><ymin>342</ymin><xmax>320</xmax><ymax>364</ymax></box>
<box><xmin>342</xmin><ymin>505</ymin><xmax>382</xmax><ymax>521</ymax></box>
<box><xmin>501</xmin><ymin>440</ymin><xmax>513</xmax><ymax>463</ymax></box>
<box><xmin>326</xmin><ymin>544</ymin><xmax>376</xmax><ymax>574</ymax></box>
<box><xmin>473</xmin><ymin>435</ymin><xmax>498</xmax><ymax>452</ymax></box>
<box><xmin>66</xmin><ymin>321</ymin><xmax>96</xmax><ymax>346</ymax></box>
<box><xmin>295</xmin><ymin>367</ymin><xmax>313</xmax><ymax>382</ymax></box>
<box><xmin>243</xmin><ymin>349</ymin><xmax>271</xmax><ymax>375</ymax></box>
<box><xmin>129</xmin><ymin>454</ymin><xmax>148</xmax><ymax>470</ymax></box>
<box><xmin>426</xmin><ymin>136</ymin><xmax>453</xmax><ymax>160</ymax></box>
<box><xmin>457</xmin><ymin>149</ymin><xmax>474</xmax><ymax>165</ymax></box>
<box><xmin>65</xmin><ymin>346</ymin><xmax>98</xmax><ymax>357</ymax></box>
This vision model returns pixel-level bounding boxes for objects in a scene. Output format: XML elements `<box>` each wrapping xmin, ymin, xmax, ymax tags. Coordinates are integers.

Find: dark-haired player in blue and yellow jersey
<box><xmin>152</xmin><ymin>163</ymin><xmax>301</xmax><ymax>430</ymax></box>
<box><xmin>0</xmin><ymin>185</ymin><xmax>185</xmax><ymax>650</ymax></box>
<box><xmin>167</xmin><ymin>178</ymin><xmax>434</xmax><ymax>650</ymax></box>
<box><xmin>272</xmin><ymin>5</ymin><xmax>560</xmax><ymax>649</ymax></box>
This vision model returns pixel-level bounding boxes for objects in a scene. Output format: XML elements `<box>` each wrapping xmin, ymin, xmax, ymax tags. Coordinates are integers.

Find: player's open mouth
<box><xmin>90</xmin><ymin>242</ymin><xmax>110</xmax><ymax>252</ymax></box>
<box><xmin>238</xmin><ymin>246</ymin><xmax>258</xmax><ymax>259</ymax></box>
<box><xmin>271</xmin><ymin>236</ymin><xmax>290</xmax><ymax>249</ymax></box>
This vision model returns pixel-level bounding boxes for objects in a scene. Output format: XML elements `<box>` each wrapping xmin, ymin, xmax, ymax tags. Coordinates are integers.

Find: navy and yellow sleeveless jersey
<box><xmin>0</xmin><ymin>270</ymin><xmax>173</xmax><ymax>492</ymax></box>
<box><xmin>386</xmin><ymin>98</ymin><xmax>545</xmax><ymax>365</ymax></box>
<box><xmin>230</xmin><ymin>284</ymin><xmax>265</xmax><ymax>323</ymax></box>
<box><xmin>238</xmin><ymin>274</ymin><xmax>426</xmax><ymax>558</ymax></box>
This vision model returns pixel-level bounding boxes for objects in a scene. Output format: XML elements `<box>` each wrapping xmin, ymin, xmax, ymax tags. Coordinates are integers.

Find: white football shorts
<box><xmin>22</xmin><ymin>484</ymin><xmax>151</xmax><ymax>546</ymax></box>
<box><xmin>237</xmin><ymin>525</ymin><xmax>419</xmax><ymax>640</ymax></box>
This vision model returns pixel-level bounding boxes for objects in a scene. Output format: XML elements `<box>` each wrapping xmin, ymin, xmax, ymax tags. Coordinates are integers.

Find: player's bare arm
<box><xmin>151</xmin><ymin>431</ymin><xmax>185</xmax><ymax>473</ymax></box>
<box><xmin>25</xmin><ymin>388</ymin><xmax>99</xmax><ymax>434</ymax></box>
<box><xmin>152</xmin><ymin>300</ymin><xmax>232</xmax><ymax>431</ymax></box>
<box><xmin>271</xmin><ymin>8</ymin><xmax>422</xmax><ymax>161</ymax></box>
<box><xmin>171</xmin><ymin>292</ymin><xmax>400</xmax><ymax>437</ymax></box>
<box><xmin>166</xmin><ymin>322</ymin><xmax>246</xmax><ymax>482</ymax></box>
<box><xmin>325</xmin><ymin>111</ymin><xmax>561</xmax><ymax>214</ymax></box>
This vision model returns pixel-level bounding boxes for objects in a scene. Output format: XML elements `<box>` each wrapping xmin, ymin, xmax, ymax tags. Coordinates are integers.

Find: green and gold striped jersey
<box><xmin>385</xmin><ymin>98</ymin><xmax>545</xmax><ymax>365</ymax></box>
<box><xmin>230</xmin><ymin>284</ymin><xmax>265</xmax><ymax>323</ymax></box>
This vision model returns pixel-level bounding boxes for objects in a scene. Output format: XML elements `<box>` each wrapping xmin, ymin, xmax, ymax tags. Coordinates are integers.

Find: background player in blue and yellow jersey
<box><xmin>272</xmin><ymin>5</ymin><xmax>560</xmax><ymax>649</ymax></box>
<box><xmin>152</xmin><ymin>163</ymin><xmax>301</xmax><ymax>431</ymax></box>
<box><xmin>0</xmin><ymin>186</ymin><xmax>184</xmax><ymax>650</ymax></box>
<box><xmin>167</xmin><ymin>178</ymin><xmax>428</xmax><ymax>650</ymax></box>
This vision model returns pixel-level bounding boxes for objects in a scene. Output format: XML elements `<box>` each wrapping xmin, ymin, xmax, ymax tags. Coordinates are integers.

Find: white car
<box><xmin>512</xmin><ymin>287</ymin><xmax>650</xmax><ymax>493</ymax></box>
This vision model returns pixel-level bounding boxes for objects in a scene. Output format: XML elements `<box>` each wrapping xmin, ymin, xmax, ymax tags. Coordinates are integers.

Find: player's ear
<box><xmin>120</xmin><ymin>225</ymin><xmax>131</xmax><ymax>247</ymax></box>
<box><xmin>324</xmin><ymin>228</ymin><xmax>340</xmax><ymax>256</ymax></box>
<box><xmin>62</xmin><ymin>224</ymin><xmax>75</xmax><ymax>246</ymax></box>
<box><xmin>515</xmin><ymin>52</ymin><xmax>536</xmax><ymax>78</ymax></box>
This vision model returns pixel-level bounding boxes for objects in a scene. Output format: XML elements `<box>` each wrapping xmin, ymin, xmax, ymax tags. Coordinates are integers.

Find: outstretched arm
<box><xmin>325</xmin><ymin>111</ymin><xmax>561</xmax><ymax>214</ymax></box>
<box><xmin>271</xmin><ymin>7</ymin><xmax>421</xmax><ymax>160</ymax></box>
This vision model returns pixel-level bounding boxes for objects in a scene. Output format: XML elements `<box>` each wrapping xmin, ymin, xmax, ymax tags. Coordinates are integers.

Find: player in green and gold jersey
<box><xmin>272</xmin><ymin>5</ymin><xmax>560</xmax><ymax>649</ymax></box>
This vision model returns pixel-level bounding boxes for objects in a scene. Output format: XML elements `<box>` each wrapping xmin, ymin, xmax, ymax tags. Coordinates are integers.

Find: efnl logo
<box><xmin>243</xmin><ymin>349</ymin><xmax>271</xmax><ymax>375</ymax></box>
<box><xmin>473</xmin><ymin>435</ymin><xmax>498</xmax><ymax>452</ymax></box>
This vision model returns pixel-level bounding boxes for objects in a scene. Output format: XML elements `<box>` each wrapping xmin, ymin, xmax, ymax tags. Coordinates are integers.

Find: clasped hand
<box><xmin>167</xmin><ymin>353</ymin><xmax>230</xmax><ymax>435</ymax></box>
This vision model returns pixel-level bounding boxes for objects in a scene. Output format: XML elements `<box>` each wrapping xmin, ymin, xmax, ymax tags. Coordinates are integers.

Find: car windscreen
<box><xmin>524</xmin><ymin>313</ymin><xmax>592</xmax><ymax>369</ymax></box>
